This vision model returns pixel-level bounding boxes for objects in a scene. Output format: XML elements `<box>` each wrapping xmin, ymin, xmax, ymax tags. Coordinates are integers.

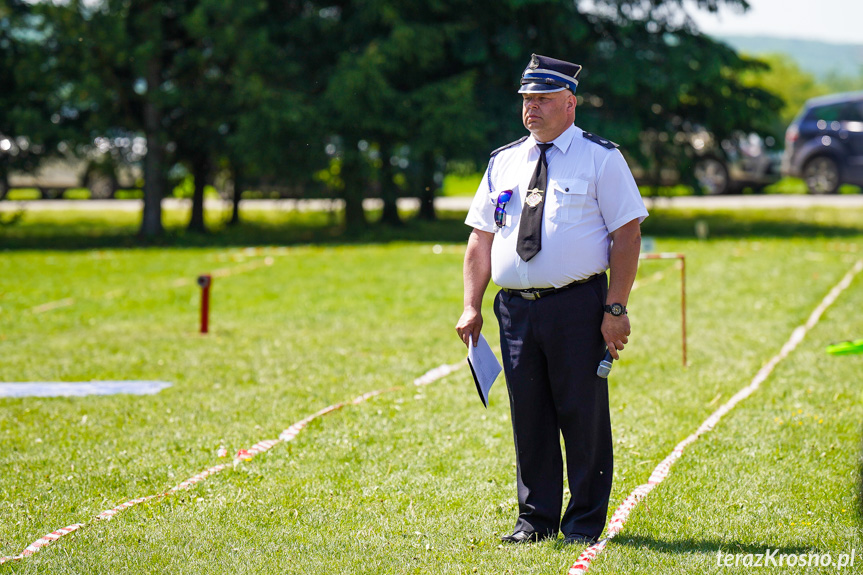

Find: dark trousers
<box><xmin>493</xmin><ymin>274</ymin><xmax>613</xmax><ymax>540</ymax></box>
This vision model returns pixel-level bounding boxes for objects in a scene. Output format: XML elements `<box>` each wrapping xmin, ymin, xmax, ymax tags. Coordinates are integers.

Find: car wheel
<box><xmin>694</xmin><ymin>157</ymin><xmax>730</xmax><ymax>195</ymax></box>
<box><xmin>803</xmin><ymin>156</ymin><xmax>840</xmax><ymax>194</ymax></box>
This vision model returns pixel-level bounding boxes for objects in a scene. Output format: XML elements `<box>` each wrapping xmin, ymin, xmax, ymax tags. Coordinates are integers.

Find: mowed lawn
<box><xmin>1</xmin><ymin>205</ymin><xmax>862</xmax><ymax>574</ymax></box>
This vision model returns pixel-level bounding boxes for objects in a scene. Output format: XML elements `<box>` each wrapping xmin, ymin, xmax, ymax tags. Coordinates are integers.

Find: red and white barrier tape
<box><xmin>31</xmin><ymin>256</ymin><xmax>275</xmax><ymax>314</ymax></box>
<box><xmin>0</xmin><ymin>361</ymin><xmax>465</xmax><ymax>565</ymax></box>
<box><xmin>568</xmin><ymin>258</ymin><xmax>863</xmax><ymax>575</ymax></box>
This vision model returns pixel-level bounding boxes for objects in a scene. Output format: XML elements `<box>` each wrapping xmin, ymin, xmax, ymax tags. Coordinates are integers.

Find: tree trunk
<box><xmin>417</xmin><ymin>151</ymin><xmax>437</xmax><ymax>221</ymax></box>
<box><xmin>379</xmin><ymin>143</ymin><xmax>402</xmax><ymax>226</ymax></box>
<box><xmin>140</xmin><ymin>58</ymin><xmax>165</xmax><ymax>238</ymax></box>
<box><xmin>340</xmin><ymin>148</ymin><xmax>367</xmax><ymax>232</ymax></box>
<box><xmin>649</xmin><ymin>140</ymin><xmax>661</xmax><ymax>198</ymax></box>
<box><xmin>0</xmin><ymin>169</ymin><xmax>8</xmax><ymax>201</ymax></box>
<box><xmin>230</xmin><ymin>162</ymin><xmax>243</xmax><ymax>226</ymax></box>
<box><xmin>188</xmin><ymin>156</ymin><xmax>209</xmax><ymax>233</ymax></box>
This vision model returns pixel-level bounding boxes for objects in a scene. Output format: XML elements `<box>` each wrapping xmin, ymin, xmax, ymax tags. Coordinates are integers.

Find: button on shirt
<box><xmin>465</xmin><ymin>124</ymin><xmax>648</xmax><ymax>289</ymax></box>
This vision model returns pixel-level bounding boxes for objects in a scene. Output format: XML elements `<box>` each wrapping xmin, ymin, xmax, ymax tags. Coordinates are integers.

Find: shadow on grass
<box><xmin>611</xmin><ymin>534</ymin><xmax>817</xmax><ymax>556</ymax></box>
<box><xmin>1</xmin><ymin>205</ymin><xmax>862</xmax><ymax>252</ymax></box>
<box><xmin>642</xmin><ymin>207</ymin><xmax>863</xmax><ymax>239</ymax></box>
<box><xmin>0</xmin><ymin>211</ymin><xmax>474</xmax><ymax>251</ymax></box>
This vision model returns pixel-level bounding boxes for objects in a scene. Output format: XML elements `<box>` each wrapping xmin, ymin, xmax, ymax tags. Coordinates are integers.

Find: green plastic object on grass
<box><xmin>826</xmin><ymin>339</ymin><xmax>863</xmax><ymax>356</ymax></box>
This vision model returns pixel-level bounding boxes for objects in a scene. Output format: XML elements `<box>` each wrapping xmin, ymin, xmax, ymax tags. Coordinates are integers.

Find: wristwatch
<box><xmin>604</xmin><ymin>303</ymin><xmax>627</xmax><ymax>316</ymax></box>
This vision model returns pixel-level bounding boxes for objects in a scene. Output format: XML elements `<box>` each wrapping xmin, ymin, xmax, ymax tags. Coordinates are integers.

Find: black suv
<box><xmin>782</xmin><ymin>92</ymin><xmax>863</xmax><ymax>193</ymax></box>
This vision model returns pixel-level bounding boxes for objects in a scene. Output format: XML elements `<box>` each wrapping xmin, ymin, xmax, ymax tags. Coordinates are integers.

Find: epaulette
<box><xmin>582</xmin><ymin>131</ymin><xmax>619</xmax><ymax>149</ymax></box>
<box><xmin>490</xmin><ymin>135</ymin><xmax>529</xmax><ymax>157</ymax></box>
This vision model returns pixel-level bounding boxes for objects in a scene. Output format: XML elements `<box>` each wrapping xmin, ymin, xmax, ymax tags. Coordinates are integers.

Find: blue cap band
<box><xmin>518</xmin><ymin>72</ymin><xmax>577</xmax><ymax>94</ymax></box>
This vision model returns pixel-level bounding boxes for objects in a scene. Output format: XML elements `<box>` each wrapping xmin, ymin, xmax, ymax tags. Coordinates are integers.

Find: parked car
<box><xmin>0</xmin><ymin>134</ymin><xmax>143</xmax><ymax>200</ymax></box>
<box><xmin>691</xmin><ymin>130</ymin><xmax>781</xmax><ymax>195</ymax></box>
<box><xmin>627</xmin><ymin>128</ymin><xmax>781</xmax><ymax>194</ymax></box>
<box><xmin>782</xmin><ymin>91</ymin><xmax>863</xmax><ymax>194</ymax></box>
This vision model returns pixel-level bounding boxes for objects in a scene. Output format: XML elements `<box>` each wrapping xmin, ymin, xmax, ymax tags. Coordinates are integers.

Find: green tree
<box><xmin>174</xmin><ymin>0</ymin><xmax>332</xmax><ymax>230</ymax></box>
<box><xmin>455</xmin><ymin>0</ymin><xmax>782</xmax><ymax>193</ymax></box>
<box><xmin>17</xmin><ymin>0</ymin><xmax>328</xmax><ymax>234</ymax></box>
<box><xmin>0</xmin><ymin>0</ymin><xmax>81</xmax><ymax>199</ymax></box>
<box><xmin>21</xmin><ymin>0</ymin><xmax>182</xmax><ymax>236</ymax></box>
<box><xmin>318</xmin><ymin>0</ymin><xmax>781</xmax><ymax>207</ymax></box>
<box><xmin>212</xmin><ymin>0</ymin><xmax>332</xmax><ymax>226</ymax></box>
<box><xmin>318</xmin><ymin>0</ymin><xmax>490</xmax><ymax>229</ymax></box>
<box><xmin>821</xmin><ymin>67</ymin><xmax>863</xmax><ymax>95</ymax></box>
<box><xmin>8</xmin><ymin>0</ymin><xmax>786</xmax><ymax>232</ymax></box>
<box><xmin>739</xmin><ymin>53</ymin><xmax>825</xmax><ymax>137</ymax></box>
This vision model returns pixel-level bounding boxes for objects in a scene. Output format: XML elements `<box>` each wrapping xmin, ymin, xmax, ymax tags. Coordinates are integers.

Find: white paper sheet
<box><xmin>467</xmin><ymin>334</ymin><xmax>502</xmax><ymax>408</ymax></box>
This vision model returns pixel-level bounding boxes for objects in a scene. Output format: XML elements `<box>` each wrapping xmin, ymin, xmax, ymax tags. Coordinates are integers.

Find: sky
<box><xmin>687</xmin><ymin>0</ymin><xmax>863</xmax><ymax>45</ymax></box>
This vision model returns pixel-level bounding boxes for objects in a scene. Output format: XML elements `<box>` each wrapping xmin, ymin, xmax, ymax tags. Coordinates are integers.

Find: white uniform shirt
<box><xmin>465</xmin><ymin>124</ymin><xmax>648</xmax><ymax>289</ymax></box>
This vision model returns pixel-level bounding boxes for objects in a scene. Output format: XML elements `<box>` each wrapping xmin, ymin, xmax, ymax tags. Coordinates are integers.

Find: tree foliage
<box><xmin>738</xmin><ymin>53</ymin><xmax>827</xmax><ymax>138</ymax></box>
<box><xmin>2</xmin><ymin>0</ymin><xmax>784</xmax><ymax>232</ymax></box>
<box><xmin>0</xmin><ymin>1</ymin><xmax>81</xmax><ymax>196</ymax></box>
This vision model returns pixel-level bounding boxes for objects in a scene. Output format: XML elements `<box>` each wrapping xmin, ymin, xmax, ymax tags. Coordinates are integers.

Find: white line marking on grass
<box><xmin>28</xmin><ymin>257</ymin><xmax>276</xmax><ymax>313</ymax></box>
<box><xmin>0</xmin><ymin>361</ymin><xmax>465</xmax><ymax>565</ymax></box>
<box><xmin>631</xmin><ymin>261</ymin><xmax>680</xmax><ymax>292</ymax></box>
<box><xmin>568</xmin><ymin>258</ymin><xmax>863</xmax><ymax>575</ymax></box>
<box><xmin>210</xmin><ymin>257</ymin><xmax>275</xmax><ymax>278</ymax></box>
<box><xmin>171</xmin><ymin>257</ymin><xmax>277</xmax><ymax>288</ymax></box>
<box><xmin>30</xmin><ymin>297</ymin><xmax>76</xmax><ymax>314</ymax></box>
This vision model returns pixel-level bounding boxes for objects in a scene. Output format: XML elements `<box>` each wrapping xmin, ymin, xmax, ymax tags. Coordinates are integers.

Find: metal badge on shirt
<box><xmin>525</xmin><ymin>188</ymin><xmax>544</xmax><ymax>207</ymax></box>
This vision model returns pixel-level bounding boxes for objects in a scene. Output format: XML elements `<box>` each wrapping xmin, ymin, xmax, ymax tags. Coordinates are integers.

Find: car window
<box><xmin>807</xmin><ymin>103</ymin><xmax>843</xmax><ymax>123</ymax></box>
<box><xmin>841</xmin><ymin>101</ymin><xmax>863</xmax><ymax>122</ymax></box>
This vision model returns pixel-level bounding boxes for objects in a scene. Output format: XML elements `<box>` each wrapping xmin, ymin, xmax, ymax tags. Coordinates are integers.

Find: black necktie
<box><xmin>516</xmin><ymin>143</ymin><xmax>553</xmax><ymax>262</ymax></box>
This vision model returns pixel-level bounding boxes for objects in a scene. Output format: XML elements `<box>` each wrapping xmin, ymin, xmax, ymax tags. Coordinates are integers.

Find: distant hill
<box><xmin>713</xmin><ymin>35</ymin><xmax>863</xmax><ymax>80</ymax></box>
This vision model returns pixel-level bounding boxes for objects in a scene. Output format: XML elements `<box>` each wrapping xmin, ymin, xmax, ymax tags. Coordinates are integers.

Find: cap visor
<box><xmin>518</xmin><ymin>84</ymin><xmax>566</xmax><ymax>94</ymax></box>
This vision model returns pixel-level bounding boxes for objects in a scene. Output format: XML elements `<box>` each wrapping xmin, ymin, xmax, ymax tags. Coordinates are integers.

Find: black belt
<box><xmin>502</xmin><ymin>274</ymin><xmax>600</xmax><ymax>300</ymax></box>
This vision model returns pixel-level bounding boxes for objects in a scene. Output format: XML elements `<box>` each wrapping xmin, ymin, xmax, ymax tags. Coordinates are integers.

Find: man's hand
<box><xmin>601</xmin><ymin>313</ymin><xmax>630</xmax><ymax>360</ymax></box>
<box><xmin>456</xmin><ymin>307</ymin><xmax>483</xmax><ymax>347</ymax></box>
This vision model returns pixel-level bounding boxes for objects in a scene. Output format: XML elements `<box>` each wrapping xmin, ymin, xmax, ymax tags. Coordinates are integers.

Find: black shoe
<box><xmin>500</xmin><ymin>531</ymin><xmax>557</xmax><ymax>543</ymax></box>
<box><xmin>563</xmin><ymin>534</ymin><xmax>597</xmax><ymax>545</ymax></box>
<box><xmin>500</xmin><ymin>530</ymin><xmax>549</xmax><ymax>544</ymax></box>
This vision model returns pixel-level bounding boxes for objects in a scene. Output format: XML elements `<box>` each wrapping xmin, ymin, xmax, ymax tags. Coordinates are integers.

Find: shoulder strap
<box><xmin>487</xmin><ymin>135</ymin><xmax>528</xmax><ymax>194</ymax></box>
<box><xmin>490</xmin><ymin>135</ymin><xmax>529</xmax><ymax>157</ymax></box>
<box><xmin>582</xmin><ymin>131</ymin><xmax>619</xmax><ymax>149</ymax></box>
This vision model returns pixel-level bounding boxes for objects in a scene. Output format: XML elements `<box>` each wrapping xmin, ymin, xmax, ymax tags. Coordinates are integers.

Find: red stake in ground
<box><xmin>197</xmin><ymin>275</ymin><xmax>212</xmax><ymax>334</ymax></box>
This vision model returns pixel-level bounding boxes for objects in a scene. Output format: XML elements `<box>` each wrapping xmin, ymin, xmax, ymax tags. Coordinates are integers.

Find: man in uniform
<box><xmin>455</xmin><ymin>54</ymin><xmax>648</xmax><ymax>544</ymax></box>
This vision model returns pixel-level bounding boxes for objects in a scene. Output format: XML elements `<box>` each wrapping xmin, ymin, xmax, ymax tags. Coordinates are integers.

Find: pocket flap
<box><xmin>552</xmin><ymin>178</ymin><xmax>588</xmax><ymax>195</ymax></box>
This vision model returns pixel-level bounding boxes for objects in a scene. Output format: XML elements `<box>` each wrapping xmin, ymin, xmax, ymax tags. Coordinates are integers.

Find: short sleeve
<box><xmin>464</xmin><ymin>162</ymin><xmax>497</xmax><ymax>232</ymax></box>
<box><xmin>595</xmin><ymin>150</ymin><xmax>648</xmax><ymax>233</ymax></box>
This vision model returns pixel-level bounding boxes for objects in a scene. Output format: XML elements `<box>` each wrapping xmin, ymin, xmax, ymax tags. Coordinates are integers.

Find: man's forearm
<box><xmin>456</xmin><ymin>229</ymin><xmax>494</xmax><ymax>346</ymax></box>
<box><xmin>463</xmin><ymin>229</ymin><xmax>493</xmax><ymax>311</ymax></box>
<box><xmin>607</xmin><ymin>219</ymin><xmax>641</xmax><ymax>306</ymax></box>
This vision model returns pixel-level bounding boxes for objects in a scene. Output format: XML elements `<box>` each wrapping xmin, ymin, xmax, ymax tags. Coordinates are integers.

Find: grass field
<box><xmin>1</xmin><ymin>204</ymin><xmax>862</xmax><ymax>574</ymax></box>
<box><xmin>441</xmin><ymin>173</ymin><xmax>862</xmax><ymax>197</ymax></box>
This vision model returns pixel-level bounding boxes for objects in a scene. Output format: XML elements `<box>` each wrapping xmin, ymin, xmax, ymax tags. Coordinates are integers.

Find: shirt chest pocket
<box><xmin>549</xmin><ymin>178</ymin><xmax>589</xmax><ymax>223</ymax></box>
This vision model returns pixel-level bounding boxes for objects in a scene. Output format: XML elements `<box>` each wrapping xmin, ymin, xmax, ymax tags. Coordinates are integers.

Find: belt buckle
<box><xmin>521</xmin><ymin>290</ymin><xmax>539</xmax><ymax>300</ymax></box>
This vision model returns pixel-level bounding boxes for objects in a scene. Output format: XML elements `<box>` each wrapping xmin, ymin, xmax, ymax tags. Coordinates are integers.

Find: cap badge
<box><xmin>528</xmin><ymin>54</ymin><xmax>539</xmax><ymax>69</ymax></box>
<box><xmin>526</xmin><ymin>189</ymin><xmax>544</xmax><ymax>207</ymax></box>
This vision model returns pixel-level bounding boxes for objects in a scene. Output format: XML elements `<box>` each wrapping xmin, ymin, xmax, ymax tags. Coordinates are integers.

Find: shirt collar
<box><xmin>528</xmin><ymin>123</ymin><xmax>576</xmax><ymax>154</ymax></box>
